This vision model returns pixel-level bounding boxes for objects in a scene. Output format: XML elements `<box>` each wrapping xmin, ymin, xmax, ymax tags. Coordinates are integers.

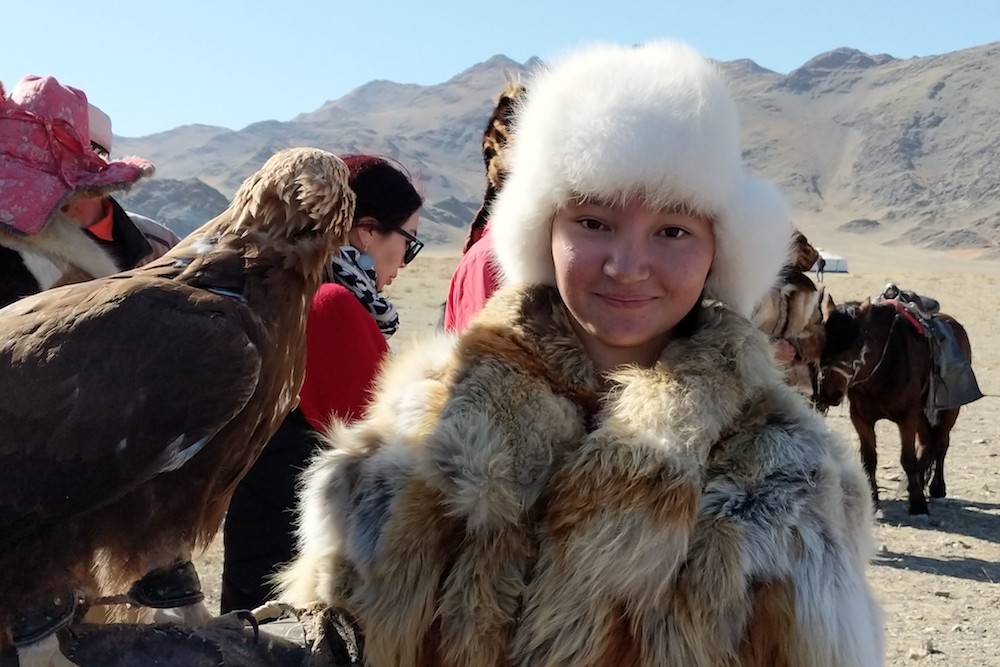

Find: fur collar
<box><xmin>468</xmin><ymin>283</ymin><xmax>784</xmax><ymax>443</ymax></box>
<box><xmin>398</xmin><ymin>284</ymin><xmax>789</xmax><ymax>535</ymax></box>
<box><xmin>0</xmin><ymin>214</ymin><xmax>119</xmax><ymax>281</ymax></box>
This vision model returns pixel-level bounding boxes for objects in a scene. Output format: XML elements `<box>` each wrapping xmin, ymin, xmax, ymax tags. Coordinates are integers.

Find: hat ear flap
<box><xmin>706</xmin><ymin>179</ymin><xmax>791</xmax><ymax>317</ymax></box>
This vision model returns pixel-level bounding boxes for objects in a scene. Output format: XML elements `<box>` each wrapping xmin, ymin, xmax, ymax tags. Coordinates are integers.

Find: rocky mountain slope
<box><xmin>117</xmin><ymin>177</ymin><xmax>230</xmax><ymax>237</ymax></box>
<box><xmin>116</xmin><ymin>44</ymin><xmax>1000</xmax><ymax>256</ymax></box>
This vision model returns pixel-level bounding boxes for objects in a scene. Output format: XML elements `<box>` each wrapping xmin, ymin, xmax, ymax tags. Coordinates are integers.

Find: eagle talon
<box><xmin>209</xmin><ymin>609</ymin><xmax>260</xmax><ymax>642</ymax></box>
<box><xmin>237</xmin><ymin>609</ymin><xmax>260</xmax><ymax>642</ymax></box>
<box><xmin>250</xmin><ymin>600</ymin><xmax>299</xmax><ymax>624</ymax></box>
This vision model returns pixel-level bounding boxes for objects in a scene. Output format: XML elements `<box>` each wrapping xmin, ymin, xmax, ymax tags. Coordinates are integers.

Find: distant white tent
<box><xmin>811</xmin><ymin>249</ymin><xmax>848</xmax><ymax>274</ymax></box>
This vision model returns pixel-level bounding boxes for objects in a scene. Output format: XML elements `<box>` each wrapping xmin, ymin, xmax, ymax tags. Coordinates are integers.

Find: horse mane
<box><xmin>823</xmin><ymin>300</ymin><xmax>865</xmax><ymax>358</ymax></box>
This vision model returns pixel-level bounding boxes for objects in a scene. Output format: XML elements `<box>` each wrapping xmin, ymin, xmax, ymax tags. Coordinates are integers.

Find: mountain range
<box><xmin>116</xmin><ymin>43</ymin><xmax>1000</xmax><ymax>258</ymax></box>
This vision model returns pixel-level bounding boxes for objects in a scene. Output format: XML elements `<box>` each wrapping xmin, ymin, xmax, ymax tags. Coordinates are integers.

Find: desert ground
<box><xmin>197</xmin><ymin>239</ymin><xmax>1000</xmax><ymax>666</ymax></box>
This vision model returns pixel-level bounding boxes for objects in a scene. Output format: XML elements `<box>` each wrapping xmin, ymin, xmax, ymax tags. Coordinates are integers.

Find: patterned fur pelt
<box><xmin>463</xmin><ymin>79</ymin><xmax>525</xmax><ymax>253</ymax></box>
<box><xmin>280</xmin><ymin>286</ymin><xmax>883</xmax><ymax>667</ymax></box>
<box><xmin>790</xmin><ymin>228</ymin><xmax>821</xmax><ymax>272</ymax></box>
<box><xmin>753</xmin><ymin>229</ymin><xmax>825</xmax><ymax>395</ymax></box>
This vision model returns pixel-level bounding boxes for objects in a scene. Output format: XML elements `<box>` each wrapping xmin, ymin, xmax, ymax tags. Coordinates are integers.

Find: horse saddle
<box><xmin>878</xmin><ymin>284</ymin><xmax>982</xmax><ymax>418</ymax></box>
<box><xmin>879</xmin><ymin>283</ymin><xmax>940</xmax><ymax>319</ymax></box>
<box><xmin>925</xmin><ymin>318</ymin><xmax>983</xmax><ymax>413</ymax></box>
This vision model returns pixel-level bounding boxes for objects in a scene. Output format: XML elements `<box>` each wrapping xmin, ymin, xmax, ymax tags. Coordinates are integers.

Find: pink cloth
<box><xmin>883</xmin><ymin>298</ymin><xmax>925</xmax><ymax>335</ymax></box>
<box><xmin>444</xmin><ymin>225</ymin><xmax>501</xmax><ymax>332</ymax></box>
<box><xmin>0</xmin><ymin>75</ymin><xmax>153</xmax><ymax>235</ymax></box>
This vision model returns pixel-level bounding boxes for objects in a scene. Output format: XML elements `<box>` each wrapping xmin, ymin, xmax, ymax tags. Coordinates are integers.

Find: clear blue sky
<box><xmin>4</xmin><ymin>0</ymin><xmax>997</xmax><ymax>138</ymax></box>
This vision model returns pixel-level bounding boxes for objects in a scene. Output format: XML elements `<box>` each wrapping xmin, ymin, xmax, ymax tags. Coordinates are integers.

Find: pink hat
<box><xmin>0</xmin><ymin>75</ymin><xmax>154</xmax><ymax>235</ymax></box>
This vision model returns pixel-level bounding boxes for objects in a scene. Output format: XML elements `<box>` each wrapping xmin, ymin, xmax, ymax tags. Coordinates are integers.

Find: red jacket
<box><xmin>298</xmin><ymin>283</ymin><xmax>388</xmax><ymax>431</ymax></box>
<box><xmin>444</xmin><ymin>226</ymin><xmax>500</xmax><ymax>333</ymax></box>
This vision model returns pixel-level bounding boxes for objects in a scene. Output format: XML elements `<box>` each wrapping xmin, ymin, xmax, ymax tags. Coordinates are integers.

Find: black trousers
<box><xmin>221</xmin><ymin>409</ymin><xmax>320</xmax><ymax>613</ymax></box>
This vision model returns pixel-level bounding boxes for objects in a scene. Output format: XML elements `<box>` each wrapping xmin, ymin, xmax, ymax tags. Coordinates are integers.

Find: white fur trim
<box><xmin>490</xmin><ymin>40</ymin><xmax>791</xmax><ymax>316</ymax></box>
<box><xmin>708</xmin><ymin>178</ymin><xmax>792</xmax><ymax>315</ymax></box>
<box><xmin>17</xmin><ymin>248</ymin><xmax>65</xmax><ymax>290</ymax></box>
<box><xmin>0</xmin><ymin>214</ymin><xmax>120</xmax><ymax>280</ymax></box>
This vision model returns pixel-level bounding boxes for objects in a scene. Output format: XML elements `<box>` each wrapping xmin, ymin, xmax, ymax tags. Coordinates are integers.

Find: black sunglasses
<box><xmin>393</xmin><ymin>227</ymin><xmax>424</xmax><ymax>264</ymax></box>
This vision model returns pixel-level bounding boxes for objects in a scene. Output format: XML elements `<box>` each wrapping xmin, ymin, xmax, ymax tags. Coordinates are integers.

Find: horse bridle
<box><xmin>822</xmin><ymin>311</ymin><xmax>902</xmax><ymax>390</ymax></box>
<box><xmin>824</xmin><ymin>356</ymin><xmax>865</xmax><ymax>386</ymax></box>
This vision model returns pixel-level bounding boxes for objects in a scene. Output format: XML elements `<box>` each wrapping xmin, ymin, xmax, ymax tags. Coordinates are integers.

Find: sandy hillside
<box><xmin>198</xmin><ymin>242</ymin><xmax>1000</xmax><ymax>667</ymax></box>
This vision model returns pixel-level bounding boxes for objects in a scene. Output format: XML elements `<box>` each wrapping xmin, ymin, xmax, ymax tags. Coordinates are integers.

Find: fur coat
<box><xmin>281</xmin><ymin>284</ymin><xmax>883</xmax><ymax>667</ymax></box>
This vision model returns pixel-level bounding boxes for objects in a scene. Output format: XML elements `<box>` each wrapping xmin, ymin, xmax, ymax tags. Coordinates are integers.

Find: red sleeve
<box><xmin>298</xmin><ymin>283</ymin><xmax>389</xmax><ymax>431</ymax></box>
<box><xmin>443</xmin><ymin>231</ymin><xmax>500</xmax><ymax>332</ymax></box>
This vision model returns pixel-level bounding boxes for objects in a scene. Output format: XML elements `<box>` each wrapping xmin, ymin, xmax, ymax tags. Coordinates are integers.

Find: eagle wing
<box><xmin>0</xmin><ymin>277</ymin><xmax>264</xmax><ymax>541</ymax></box>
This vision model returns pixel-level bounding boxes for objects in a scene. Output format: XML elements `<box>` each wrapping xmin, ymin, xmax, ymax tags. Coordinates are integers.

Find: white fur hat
<box><xmin>490</xmin><ymin>41</ymin><xmax>792</xmax><ymax>317</ymax></box>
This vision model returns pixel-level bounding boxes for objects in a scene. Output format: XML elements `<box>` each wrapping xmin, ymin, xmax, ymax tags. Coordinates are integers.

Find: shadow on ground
<box><xmin>876</xmin><ymin>496</ymin><xmax>1000</xmax><ymax>545</ymax></box>
<box><xmin>873</xmin><ymin>495</ymin><xmax>1000</xmax><ymax>584</ymax></box>
<box><xmin>873</xmin><ymin>549</ymin><xmax>999</xmax><ymax>584</ymax></box>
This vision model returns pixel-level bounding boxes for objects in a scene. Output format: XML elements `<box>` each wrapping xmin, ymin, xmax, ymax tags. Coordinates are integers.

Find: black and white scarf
<box><xmin>329</xmin><ymin>245</ymin><xmax>399</xmax><ymax>338</ymax></box>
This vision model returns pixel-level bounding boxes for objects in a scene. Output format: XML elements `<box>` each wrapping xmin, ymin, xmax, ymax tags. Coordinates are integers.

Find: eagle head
<box><xmin>223</xmin><ymin>148</ymin><xmax>356</xmax><ymax>248</ymax></box>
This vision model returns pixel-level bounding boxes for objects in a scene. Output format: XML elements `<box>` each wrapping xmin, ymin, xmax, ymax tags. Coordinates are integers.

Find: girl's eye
<box><xmin>578</xmin><ymin>218</ymin><xmax>606</xmax><ymax>231</ymax></box>
<box><xmin>659</xmin><ymin>227</ymin><xmax>688</xmax><ymax>238</ymax></box>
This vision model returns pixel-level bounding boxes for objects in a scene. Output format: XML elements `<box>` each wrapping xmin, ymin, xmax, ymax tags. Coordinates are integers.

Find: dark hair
<box><xmin>340</xmin><ymin>154</ymin><xmax>423</xmax><ymax>231</ymax></box>
<box><xmin>90</xmin><ymin>140</ymin><xmax>110</xmax><ymax>159</ymax></box>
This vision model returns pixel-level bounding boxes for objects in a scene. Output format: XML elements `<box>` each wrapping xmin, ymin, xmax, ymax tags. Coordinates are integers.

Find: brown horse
<box><xmin>814</xmin><ymin>295</ymin><xmax>974</xmax><ymax>514</ymax></box>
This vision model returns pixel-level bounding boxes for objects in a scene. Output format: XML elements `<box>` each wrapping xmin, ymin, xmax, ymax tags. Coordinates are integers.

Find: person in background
<box><xmin>221</xmin><ymin>154</ymin><xmax>424</xmax><ymax>613</ymax></box>
<box><xmin>442</xmin><ymin>80</ymin><xmax>524</xmax><ymax>332</ymax></box>
<box><xmin>78</xmin><ymin>103</ymin><xmax>181</xmax><ymax>264</ymax></box>
<box><xmin>279</xmin><ymin>41</ymin><xmax>882</xmax><ymax>666</ymax></box>
<box><xmin>0</xmin><ymin>75</ymin><xmax>178</xmax><ymax>308</ymax></box>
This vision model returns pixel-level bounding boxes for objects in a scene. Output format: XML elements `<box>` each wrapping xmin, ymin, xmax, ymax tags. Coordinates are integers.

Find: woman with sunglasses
<box><xmin>221</xmin><ymin>154</ymin><xmax>423</xmax><ymax>612</ymax></box>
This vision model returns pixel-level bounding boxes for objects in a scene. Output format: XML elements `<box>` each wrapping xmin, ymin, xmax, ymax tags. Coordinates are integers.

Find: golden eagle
<box><xmin>0</xmin><ymin>147</ymin><xmax>355</xmax><ymax>666</ymax></box>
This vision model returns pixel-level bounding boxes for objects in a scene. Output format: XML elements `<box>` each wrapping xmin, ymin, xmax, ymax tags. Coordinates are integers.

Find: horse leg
<box><xmin>914</xmin><ymin>414</ymin><xmax>935</xmax><ymax>492</ymax></box>
<box><xmin>849</xmin><ymin>404</ymin><xmax>880</xmax><ymax>508</ymax></box>
<box><xmin>898</xmin><ymin>415</ymin><xmax>929</xmax><ymax>515</ymax></box>
<box><xmin>928</xmin><ymin>408</ymin><xmax>959</xmax><ymax>499</ymax></box>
